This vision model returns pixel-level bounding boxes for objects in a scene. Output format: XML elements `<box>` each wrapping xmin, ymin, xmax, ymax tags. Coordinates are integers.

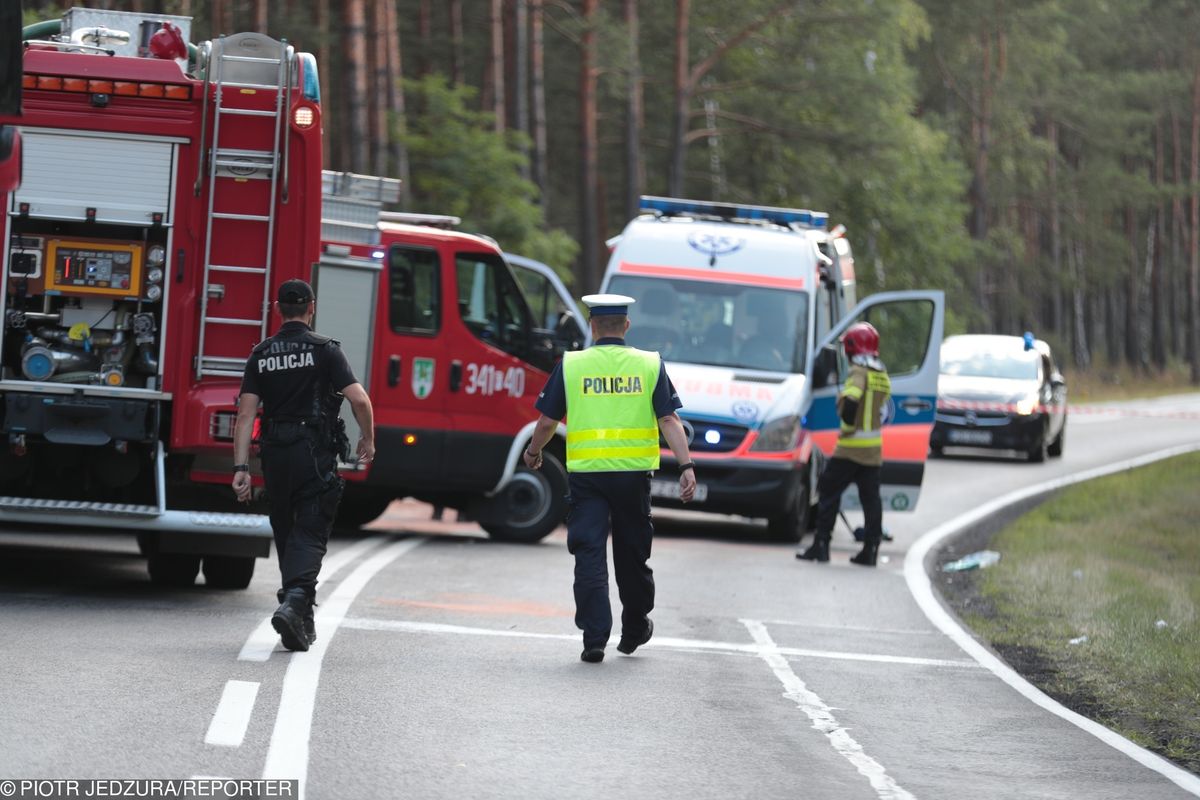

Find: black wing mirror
<box><xmin>812</xmin><ymin>344</ymin><xmax>839</xmax><ymax>389</ymax></box>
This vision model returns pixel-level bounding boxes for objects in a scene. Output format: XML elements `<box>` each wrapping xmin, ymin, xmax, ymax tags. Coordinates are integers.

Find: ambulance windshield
<box><xmin>608</xmin><ymin>275</ymin><xmax>809</xmax><ymax>373</ymax></box>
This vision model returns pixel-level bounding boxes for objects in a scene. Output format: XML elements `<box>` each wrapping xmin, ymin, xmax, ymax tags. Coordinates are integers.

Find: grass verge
<box><xmin>950</xmin><ymin>453</ymin><xmax>1200</xmax><ymax>773</ymax></box>
<box><xmin>1068</xmin><ymin>360</ymin><xmax>1200</xmax><ymax>403</ymax></box>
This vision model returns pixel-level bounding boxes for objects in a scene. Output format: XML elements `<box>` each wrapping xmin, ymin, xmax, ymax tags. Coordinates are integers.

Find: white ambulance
<box><xmin>598</xmin><ymin>197</ymin><xmax>944</xmax><ymax>539</ymax></box>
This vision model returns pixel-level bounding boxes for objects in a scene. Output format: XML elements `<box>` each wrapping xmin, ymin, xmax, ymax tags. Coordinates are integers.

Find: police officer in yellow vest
<box><xmin>523</xmin><ymin>294</ymin><xmax>696</xmax><ymax>663</ymax></box>
<box><xmin>798</xmin><ymin>322</ymin><xmax>891</xmax><ymax>566</ymax></box>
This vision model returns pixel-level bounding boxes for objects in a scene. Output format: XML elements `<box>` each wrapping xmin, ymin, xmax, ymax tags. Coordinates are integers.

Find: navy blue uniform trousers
<box><xmin>261</xmin><ymin>437</ymin><xmax>344</xmax><ymax>600</ymax></box>
<box><xmin>566</xmin><ymin>470</ymin><xmax>655</xmax><ymax>649</ymax></box>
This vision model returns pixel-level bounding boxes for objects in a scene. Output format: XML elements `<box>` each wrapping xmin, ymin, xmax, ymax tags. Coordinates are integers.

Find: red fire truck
<box><xmin>0</xmin><ymin>7</ymin><xmax>324</xmax><ymax>588</ymax></box>
<box><xmin>316</xmin><ymin>175</ymin><xmax>588</xmax><ymax>542</ymax></box>
<box><xmin>1</xmin><ymin>1</ymin><xmax>22</xmax><ymax>193</ymax></box>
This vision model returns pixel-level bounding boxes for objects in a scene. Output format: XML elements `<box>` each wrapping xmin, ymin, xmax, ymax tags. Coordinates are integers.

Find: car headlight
<box><xmin>751</xmin><ymin>415</ymin><xmax>801</xmax><ymax>452</ymax></box>
<box><xmin>1015</xmin><ymin>395</ymin><xmax>1039</xmax><ymax>416</ymax></box>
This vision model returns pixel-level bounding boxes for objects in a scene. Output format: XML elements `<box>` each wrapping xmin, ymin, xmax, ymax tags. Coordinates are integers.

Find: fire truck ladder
<box><xmin>195</xmin><ymin>33</ymin><xmax>295</xmax><ymax>379</ymax></box>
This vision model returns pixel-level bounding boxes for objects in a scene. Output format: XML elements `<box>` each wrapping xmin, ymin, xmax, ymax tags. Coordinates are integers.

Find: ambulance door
<box><xmin>808</xmin><ymin>291</ymin><xmax>943</xmax><ymax>512</ymax></box>
<box><xmin>442</xmin><ymin>251</ymin><xmax>553</xmax><ymax>489</ymax></box>
<box><xmin>367</xmin><ymin>242</ymin><xmax>450</xmax><ymax>487</ymax></box>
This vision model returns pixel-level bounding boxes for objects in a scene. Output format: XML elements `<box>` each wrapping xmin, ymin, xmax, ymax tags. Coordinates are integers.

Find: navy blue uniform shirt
<box><xmin>535</xmin><ymin>337</ymin><xmax>682</xmax><ymax>421</ymax></box>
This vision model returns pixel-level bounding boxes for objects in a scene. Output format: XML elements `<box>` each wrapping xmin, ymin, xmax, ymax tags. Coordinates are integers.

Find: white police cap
<box><xmin>582</xmin><ymin>293</ymin><xmax>636</xmax><ymax>317</ymax></box>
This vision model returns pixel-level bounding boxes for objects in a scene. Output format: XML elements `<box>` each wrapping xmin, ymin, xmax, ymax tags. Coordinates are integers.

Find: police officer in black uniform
<box><xmin>232</xmin><ymin>279</ymin><xmax>376</xmax><ymax>652</ymax></box>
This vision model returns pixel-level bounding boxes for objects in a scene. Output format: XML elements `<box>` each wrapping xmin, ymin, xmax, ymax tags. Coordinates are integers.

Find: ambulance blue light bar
<box><xmin>640</xmin><ymin>196</ymin><xmax>828</xmax><ymax>229</ymax></box>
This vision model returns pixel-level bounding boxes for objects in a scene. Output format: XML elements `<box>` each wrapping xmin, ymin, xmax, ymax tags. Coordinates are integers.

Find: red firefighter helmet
<box><xmin>842</xmin><ymin>322</ymin><xmax>879</xmax><ymax>357</ymax></box>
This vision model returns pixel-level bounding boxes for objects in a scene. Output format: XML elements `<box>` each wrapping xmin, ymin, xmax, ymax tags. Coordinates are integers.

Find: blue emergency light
<box><xmin>640</xmin><ymin>196</ymin><xmax>828</xmax><ymax>230</ymax></box>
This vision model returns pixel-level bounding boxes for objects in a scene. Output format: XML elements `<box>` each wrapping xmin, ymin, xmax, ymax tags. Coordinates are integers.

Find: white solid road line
<box><xmin>237</xmin><ymin>535</ymin><xmax>396</xmax><ymax>662</ymax></box>
<box><xmin>742</xmin><ymin>619</ymin><xmax>916</xmax><ymax>800</ymax></box>
<box><xmin>261</xmin><ymin>537</ymin><xmax>425</xmax><ymax>800</ymax></box>
<box><xmin>340</xmin><ymin>617</ymin><xmax>980</xmax><ymax>669</ymax></box>
<box><xmin>204</xmin><ymin>681</ymin><xmax>261</xmax><ymax>748</ymax></box>
<box><xmin>905</xmin><ymin>442</ymin><xmax>1200</xmax><ymax>798</ymax></box>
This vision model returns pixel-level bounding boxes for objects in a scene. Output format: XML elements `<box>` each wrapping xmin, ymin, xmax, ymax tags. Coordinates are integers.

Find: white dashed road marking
<box><xmin>742</xmin><ymin>619</ymin><xmax>917</xmax><ymax>800</ymax></box>
<box><xmin>204</xmin><ymin>681</ymin><xmax>260</xmax><ymax>748</ymax></box>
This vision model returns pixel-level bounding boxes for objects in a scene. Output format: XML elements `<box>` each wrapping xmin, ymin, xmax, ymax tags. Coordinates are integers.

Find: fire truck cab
<box><xmin>317</xmin><ymin>175</ymin><xmax>587</xmax><ymax>541</ymax></box>
<box><xmin>0</xmin><ymin>7</ymin><xmax>324</xmax><ymax>587</ymax></box>
<box><xmin>601</xmin><ymin>197</ymin><xmax>944</xmax><ymax>540</ymax></box>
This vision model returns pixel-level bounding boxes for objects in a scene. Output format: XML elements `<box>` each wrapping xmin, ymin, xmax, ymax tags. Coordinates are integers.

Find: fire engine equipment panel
<box><xmin>45</xmin><ymin>239</ymin><xmax>143</xmax><ymax>297</ymax></box>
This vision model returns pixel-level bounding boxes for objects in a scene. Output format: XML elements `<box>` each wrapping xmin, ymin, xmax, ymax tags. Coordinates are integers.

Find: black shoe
<box><xmin>272</xmin><ymin>589</ymin><xmax>310</xmax><ymax>652</ymax></box>
<box><xmin>617</xmin><ymin>619</ymin><xmax>653</xmax><ymax>655</ymax></box>
<box><xmin>796</xmin><ymin>540</ymin><xmax>830</xmax><ymax>562</ymax></box>
<box><xmin>850</xmin><ymin>540</ymin><xmax>879</xmax><ymax>567</ymax></box>
<box><xmin>580</xmin><ymin>647</ymin><xmax>605</xmax><ymax>663</ymax></box>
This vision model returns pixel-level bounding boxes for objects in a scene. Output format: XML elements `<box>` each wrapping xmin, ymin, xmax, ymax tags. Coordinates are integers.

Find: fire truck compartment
<box><xmin>2</xmin><ymin>391</ymin><xmax>158</xmax><ymax>444</ymax></box>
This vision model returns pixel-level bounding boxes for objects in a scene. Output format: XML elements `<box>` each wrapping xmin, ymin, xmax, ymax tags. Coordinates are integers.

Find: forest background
<box><xmin>21</xmin><ymin>0</ymin><xmax>1200</xmax><ymax>379</ymax></box>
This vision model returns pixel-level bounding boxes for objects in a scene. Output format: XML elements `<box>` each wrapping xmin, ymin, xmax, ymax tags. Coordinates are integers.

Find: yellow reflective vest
<box><xmin>833</xmin><ymin>362</ymin><xmax>891</xmax><ymax>467</ymax></box>
<box><xmin>563</xmin><ymin>345</ymin><xmax>662</xmax><ymax>472</ymax></box>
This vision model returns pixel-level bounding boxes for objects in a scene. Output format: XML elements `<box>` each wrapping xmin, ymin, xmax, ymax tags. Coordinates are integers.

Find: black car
<box><xmin>930</xmin><ymin>334</ymin><xmax>1067</xmax><ymax>462</ymax></box>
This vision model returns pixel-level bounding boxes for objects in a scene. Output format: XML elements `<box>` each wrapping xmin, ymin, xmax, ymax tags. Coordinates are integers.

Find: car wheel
<box><xmin>767</xmin><ymin>472</ymin><xmax>810</xmax><ymax>543</ymax></box>
<box><xmin>1047</xmin><ymin>421</ymin><xmax>1066</xmax><ymax>457</ymax></box>
<box><xmin>1028</xmin><ymin>425</ymin><xmax>1048</xmax><ymax>463</ymax></box>
<box><xmin>147</xmin><ymin>553</ymin><xmax>201</xmax><ymax>588</ymax></box>
<box><xmin>201</xmin><ymin>555</ymin><xmax>256</xmax><ymax>590</ymax></box>
<box><xmin>481</xmin><ymin>452</ymin><xmax>568</xmax><ymax>544</ymax></box>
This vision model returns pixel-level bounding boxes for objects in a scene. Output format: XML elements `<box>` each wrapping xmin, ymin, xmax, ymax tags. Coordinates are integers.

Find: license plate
<box><xmin>650</xmin><ymin>479</ymin><xmax>708</xmax><ymax>503</ymax></box>
<box><xmin>947</xmin><ymin>429</ymin><xmax>993</xmax><ymax>445</ymax></box>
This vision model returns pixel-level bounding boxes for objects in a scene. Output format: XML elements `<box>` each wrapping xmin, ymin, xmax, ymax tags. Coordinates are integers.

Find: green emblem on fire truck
<box><xmin>413</xmin><ymin>357</ymin><xmax>435</xmax><ymax>399</ymax></box>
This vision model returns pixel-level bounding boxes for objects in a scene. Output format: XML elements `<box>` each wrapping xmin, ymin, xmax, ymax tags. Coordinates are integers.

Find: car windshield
<box><xmin>607</xmin><ymin>275</ymin><xmax>809</xmax><ymax>372</ymax></box>
<box><xmin>941</xmin><ymin>339</ymin><xmax>1039</xmax><ymax>380</ymax></box>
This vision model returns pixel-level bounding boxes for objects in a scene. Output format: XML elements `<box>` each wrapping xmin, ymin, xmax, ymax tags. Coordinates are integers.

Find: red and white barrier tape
<box><xmin>937</xmin><ymin>399</ymin><xmax>1200</xmax><ymax>420</ymax></box>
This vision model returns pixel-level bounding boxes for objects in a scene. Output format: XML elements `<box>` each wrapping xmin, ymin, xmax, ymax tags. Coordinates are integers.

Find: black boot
<box><xmin>304</xmin><ymin>601</ymin><xmax>317</xmax><ymax>645</ymax></box>
<box><xmin>272</xmin><ymin>589</ymin><xmax>311</xmax><ymax>652</ymax></box>
<box><xmin>796</xmin><ymin>538</ymin><xmax>830</xmax><ymax>562</ymax></box>
<box><xmin>850</xmin><ymin>540</ymin><xmax>879</xmax><ymax>567</ymax></box>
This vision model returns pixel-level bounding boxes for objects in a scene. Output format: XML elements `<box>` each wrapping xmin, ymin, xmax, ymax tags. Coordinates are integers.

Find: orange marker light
<box><xmin>88</xmin><ymin>80</ymin><xmax>114</xmax><ymax>93</ymax></box>
<box><xmin>62</xmin><ymin>78</ymin><xmax>89</xmax><ymax>93</ymax></box>
<box><xmin>37</xmin><ymin>76</ymin><xmax>63</xmax><ymax>90</ymax></box>
<box><xmin>139</xmin><ymin>83</ymin><xmax>165</xmax><ymax>98</ymax></box>
<box><xmin>164</xmin><ymin>85</ymin><xmax>190</xmax><ymax>100</ymax></box>
<box><xmin>403</xmin><ymin>434</ymin><xmax>418</xmax><ymax>446</ymax></box>
<box><xmin>23</xmin><ymin>75</ymin><xmax>36</xmax><ymax>89</ymax></box>
<box><xmin>113</xmin><ymin>82</ymin><xmax>138</xmax><ymax>96</ymax></box>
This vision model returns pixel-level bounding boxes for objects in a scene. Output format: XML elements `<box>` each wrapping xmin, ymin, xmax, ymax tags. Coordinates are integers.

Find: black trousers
<box><xmin>261</xmin><ymin>437</ymin><xmax>344</xmax><ymax>601</ymax></box>
<box><xmin>566</xmin><ymin>471</ymin><xmax>655</xmax><ymax>649</ymax></box>
<box><xmin>814</xmin><ymin>456</ymin><xmax>883</xmax><ymax>544</ymax></box>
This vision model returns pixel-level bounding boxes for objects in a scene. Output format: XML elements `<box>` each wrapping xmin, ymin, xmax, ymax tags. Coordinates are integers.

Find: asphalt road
<box><xmin>1</xmin><ymin>394</ymin><xmax>1199</xmax><ymax>799</ymax></box>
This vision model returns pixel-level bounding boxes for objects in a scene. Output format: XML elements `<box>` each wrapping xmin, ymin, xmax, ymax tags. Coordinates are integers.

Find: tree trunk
<box><xmin>971</xmin><ymin>23</ymin><xmax>994</xmax><ymax>325</ymax></box>
<box><xmin>1049</xmin><ymin>120</ymin><xmax>1063</xmax><ymax>338</ymax></box>
<box><xmin>668</xmin><ymin>0</ymin><xmax>690</xmax><ymax>196</ymax></box>
<box><xmin>530</xmin><ymin>0</ymin><xmax>548</xmax><ymax>198</ymax></box>
<box><xmin>211</xmin><ymin>0</ymin><xmax>230</xmax><ymax>36</ymax></box>
<box><xmin>580</xmin><ymin>0</ymin><xmax>600</xmax><ymax>289</ymax></box>
<box><xmin>417</xmin><ymin>0</ymin><xmax>432</xmax><ymax>76</ymax></box>
<box><xmin>1153</xmin><ymin>117</ymin><xmax>1167</xmax><ymax>368</ymax></box>
<box><xmin>316</xmin><ymin>0</ymin><xmax>331</xmax><ymax>168</ymax></box>
<box><xmin>1190</xmin><ymin>61</ymin><xmax>1200</xmax><ymax>383</ymax></box>
<box><xmin>513</xmin><ymin>0</ymin><xmax>530</xmax><ymax>179</ymax></box>
<box><xmin>1126</xmin><ymin>203</ymin><xmax>1139</xmax><ymax>367</ymax></box>
<box><xmin>370</xmin><ymin>0</ymin><xmax>390</xmax><ymax>176</ymax></box>
<box><xmin>624</xmin><ymin>0</ymin><xmax>644</xmax><ymax>219</ymax></box>
<box><xmin>1172</xmin><ymin>108</ymin><xmax>1186</xmax><ymax>359</ymax></box>
<box><xmin>384</xmin><ymin>0</ymin><xmax>411</xmax><ymax>203</ymax></box>
<box><xmin>343</xmin><ymin>0</ymin><xmax>370</xmax><ymax>173</ymax></box>
<box><xmin>449</xmin><ymin>0</ymin><xmax>465</xmax><ymax>86</ymax></box>
<box><xmin>488</xmin><ymin>0</ymin><xmax>506</xmax><ymax>132</ymax></box>
<box><xmin>251</xmin><ymin>0</ymin><xmax>267</xmax><ymax>32</ymax></box>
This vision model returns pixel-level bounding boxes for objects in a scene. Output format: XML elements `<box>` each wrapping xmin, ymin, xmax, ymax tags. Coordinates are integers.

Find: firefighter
<box><xmin>797</xmin><ymin>321</ymin><xmax>891</xmax><ymax>567</ymax></box>
<box><xmin>523</xmin><ymin>294</ymin><xmax>696</xmax><ymax>663</ymax></box>
<box><xmin>232</xmin><ymin>280</ymin><xmax>376</xmax><ymax>652</ymax></box>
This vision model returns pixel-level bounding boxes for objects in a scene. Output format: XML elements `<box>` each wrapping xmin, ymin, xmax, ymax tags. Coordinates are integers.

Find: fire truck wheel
<box><xmin>147</xmin><ymin>553</ymin><xmax>201</xmax><ymax>588</ymax></box>
<box><xmin>767</xmin><ymin>473</ymin><xmax>810</xmax><ymax>543</ymax></box>
<box><xmin>201</xmin><ymin>556</ymin><xmax>256</xmax><ymax>590</ymax></box>
<box><xmin>481</xmin><ymin>452</ymin><xmax>568</xmax><ymax>544</ymax></box>
<box><xmin>334</xmin><ymin>492</ymin><xmax>394</xmax><ymax>531</ymax></box>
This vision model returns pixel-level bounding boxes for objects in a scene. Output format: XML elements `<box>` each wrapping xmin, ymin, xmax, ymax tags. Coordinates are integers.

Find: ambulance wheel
<box><xmin>767</xmin><ymin>477</ymin><xmax>810</xmax><ymax>543</ymax></box>
<box><xmin>202</xmin><ymin>555</ymin><xmax>256</xmax><ymax>590</ymax></box>
<box><xmin>482</xmin><ymin>453</ymin><xmax>568</xmax><ymax>544</ymax></box>
<box><xmin>147</xmin><ymin>553</ymin><xmax>201</xmax><ymax>588</ymax></box>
